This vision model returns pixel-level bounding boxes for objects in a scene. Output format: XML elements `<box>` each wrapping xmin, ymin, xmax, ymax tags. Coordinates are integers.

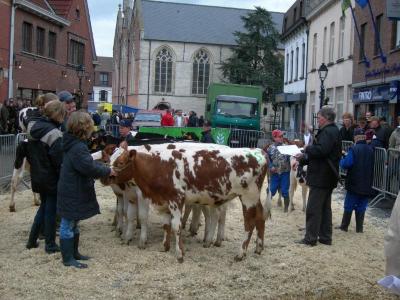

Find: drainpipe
<box><xmin>8</xmin><ymin>1</ymin><xmax>16</xmax><ymax>99</ymax></box>
<box><xmin>146</xmin><ymin>40</ymin><xmax>151</xmax><ymax>110</ymax></box>
<box><xmin>304</xmin><ymin>26</ymin><xmax>310</xmax><ymax>126</ymax></box>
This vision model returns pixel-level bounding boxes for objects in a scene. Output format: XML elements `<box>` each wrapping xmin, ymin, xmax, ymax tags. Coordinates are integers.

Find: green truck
<box><xmin>205</xmin><ymin>83</ymin><xmax>264</xmax><ymax>131</ymax></box>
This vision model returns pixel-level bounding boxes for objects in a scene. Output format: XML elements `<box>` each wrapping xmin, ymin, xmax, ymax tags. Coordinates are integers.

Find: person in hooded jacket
<box><xmin>57</xmin><ymin>111</ymin><xmax>115</xmax><ymax>268</ymax></box>
<box><xmin>336</xmin><ymin>128</ymin><xmax>374</xmax><ymax>233</ymax></box>
<box><xmin>25</xmin><ymin>99</ymin><xmax>65</xmax><ymax>253</ymax></box>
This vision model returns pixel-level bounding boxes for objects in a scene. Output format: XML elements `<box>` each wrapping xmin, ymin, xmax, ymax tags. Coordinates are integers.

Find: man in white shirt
<box><xmin>174</xmin><ymin>110</ymin><xmax>185</xmax><ymax>127</ymax></box>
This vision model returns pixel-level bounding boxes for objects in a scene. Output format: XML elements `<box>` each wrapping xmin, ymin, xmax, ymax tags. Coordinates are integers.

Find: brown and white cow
<box><xmin>106</xmin><ymin>143</ymin><xmax>271</xmax><ymax>262</ymax></box>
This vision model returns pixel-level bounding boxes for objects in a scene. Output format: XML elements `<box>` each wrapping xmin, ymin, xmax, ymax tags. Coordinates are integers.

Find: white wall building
<box><xmin>280</xmin><ymin>0</ymin><xmax>308</xmax><ymax>132</ymax></box>
<box><xmin>93</xmin><ymin>56</ymin><xmax>113</xmax><ymax>103</ymax></box>
<box><xmin>305</xmin><ymin>0</ymin><xmax>354</xmax><ymax>127</ymax></box>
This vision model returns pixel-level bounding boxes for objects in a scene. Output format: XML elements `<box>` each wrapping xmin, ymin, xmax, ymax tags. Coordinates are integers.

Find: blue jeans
<box><xmin>344</xmin><ymin>191</ymin><xmax>368</xmax><ymax>213</ymax></box>
<box><xmin>269</xmin><ymin>172</ymin><xmax>290</xmax><ymax>198</ymax></box>
<box><xmin>31</xmin><ymin>193</ymin><xmax>57</xmax><ymax>245</ymax></box>
<box><xmin>60</xmin><ymin>218</ymin><xmax>80</xmax><ymax>239</ymax></box>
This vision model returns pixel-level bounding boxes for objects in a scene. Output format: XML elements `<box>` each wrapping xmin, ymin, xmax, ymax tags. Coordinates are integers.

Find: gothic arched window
<box><xmin>192</xmin><ymin>49</ymin><xmax>210</xmax><ymax>95</ymax></box>
<box><xmin>154</xmin><ymin>47</ymin><xmax>173</xmax><ymax>93</ymax></box>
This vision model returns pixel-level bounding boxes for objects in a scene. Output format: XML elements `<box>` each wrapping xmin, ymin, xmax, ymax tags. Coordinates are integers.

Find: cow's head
<box><xmin>100</xmin><ymin>144</ymin><xmax>117</xmax><ymax>163</ymax></box>
<box><xmin>103</xmin><ymin>149</ymin><xmax>137</xmax><ymax>185</ymax></box>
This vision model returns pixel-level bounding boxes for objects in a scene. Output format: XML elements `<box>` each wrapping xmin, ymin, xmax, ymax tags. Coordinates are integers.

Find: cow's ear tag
<box><xmin>129</xmin><ymin>149</ymin><xmax>137</xmax><ymax>158</ymax></box>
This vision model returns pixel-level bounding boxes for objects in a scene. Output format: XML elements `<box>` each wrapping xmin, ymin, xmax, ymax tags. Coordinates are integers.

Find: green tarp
<box><xmin>138</xmin><ymin>127</ymin><xmax>231</xmax><ymax>145</ymax></box>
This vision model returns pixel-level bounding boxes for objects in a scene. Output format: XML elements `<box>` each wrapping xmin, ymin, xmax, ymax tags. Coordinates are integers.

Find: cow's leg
<box><xmin>121</xmin><ymin>195</ymin><xmax>130</xmax><ymax>239</ymax></box>
<box><xmin>25</xmin><ymin>161</ymin><xmax>40</xmax><ymax>206</ymax></box>
<box><xmin>182</xmin><ymin>204</ymin><xmax>192</xmax><ymax>229</ymax></box>
<box><xmin>289</xmin><ymin>178</ymin><xmax>296</xmax><ymax>212</ymax></box>
<box><xmin>202</xmin><ymin>206</ymin><xmax>211</xmax><ymax>243</ymax></box>
<box><xmin>115</xmin><ymin>195</ymin><xmax>124</xmax><ymax>235</ymax></box>
<box><xmin>203</xmin><ymin>207</ymin><xmax>218</xmax><ymax>248</ymax></box>
<box><xmin>123</xmin><ymin>200</ymin><xmax>137</xmax><ymax>245</ymax></box>
<box><xmin>160</xmin><ymin>212</ymin><xmax>172</xmax><ymax>252</ymax></box>
<box><xmin>137</xmin><ymin>191</ymin><xmax>149</xmax><ymax>249</ymax></box>
<box><xmin>189</xmin><ymin>205</ymin><xmax>202</xmax><ymax>236</ymax></box>
<box><xmin>214</xmin><ymin>205</ymin><xmax>227</xmax><ymax>247</ymax></box>
<box><xmin>301</xmin><ymin>185</ymin><xmax>308</xmax><ymax>212</ymax></box>
<box><xmin>9</xmin><ymin>166</ymin><xmax>23</xmax><ymax>212</ymax></box>
<box><xmin>169</xmin><ymin>201</ymin><xmax>184</xmax><ymax>263</ymax></box>
<box><xmin>235</xmin><ymin>203</ymin><xmax>256</xmax><ymax>262</ymax></box>
<box><xmin>255</xmin><ymin>202</ymin><xmax>266</xmax><ymax>255</ymax></box>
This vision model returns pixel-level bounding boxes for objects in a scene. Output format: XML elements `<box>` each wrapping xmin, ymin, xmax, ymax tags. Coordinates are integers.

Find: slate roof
<box><xmin>47</xmin><ymin>0</ymin><xmax>73</xmax><ymax>17</ymax></box>
<box><xmin>96</xmin><ymin>56</ymin><xmax>113</xmax><ymax>72</ymax></box>
<box><xmin>141</xmin><ymin>0</ymin><xmax>284</xmax><ymax>47</ymax></box>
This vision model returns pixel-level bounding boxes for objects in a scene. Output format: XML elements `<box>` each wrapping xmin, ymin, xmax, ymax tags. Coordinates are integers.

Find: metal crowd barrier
<box><xmin>386</xmin><ymin>149</ymin><xmax>400</xmax><ymax>197</ymax></box>
<box><xmin>0</xmin><ymin>134</ymin><xmax>17</xmax><ymax>184</ymax></box>
<box><xmin>229</xmin><ymin>129</ymin><xmax>269</xmax><ymax>148</ymax></box>
<box><xmin>369</xmin><ymin>147</ymin><xmax>388</xmax><ymax>208</ymax></box>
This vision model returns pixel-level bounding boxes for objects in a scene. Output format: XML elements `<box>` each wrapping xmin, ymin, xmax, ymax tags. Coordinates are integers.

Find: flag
<box><xmin>355</xmin><ymin>0</ymin><xmax>368</xmax><ymax>8</ymax></box>
<box><xmin>341</xmin><ymin>0</ymin><xmax>351</xmax><ymax>14</ymax></box>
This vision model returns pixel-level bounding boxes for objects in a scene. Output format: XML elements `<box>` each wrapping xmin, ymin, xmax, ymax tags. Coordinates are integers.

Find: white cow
<box><xmin>289</xmin><ymin>156</ymin><xmax>308</xmax><ymax>212</ymax></box>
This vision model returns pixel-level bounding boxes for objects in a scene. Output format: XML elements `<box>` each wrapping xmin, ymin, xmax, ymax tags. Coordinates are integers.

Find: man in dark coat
<box><xmin>369</xmin><ymin>116</ymin><xmax>390</xmax><ymax>148</ymax></box>
<box><xmin>200</xmin><ymin>121</ymin><xmax>214</xmax><ymax>143</ymax></box>
<box><xmin>187</xmin><ymin>111</ymin><xmax>199</xmax><ymax>127</ymax></box>
<box><xmin>296</xmin><ymin>106</ymin><xmax>341</xmax><ymax>246</ymax></box>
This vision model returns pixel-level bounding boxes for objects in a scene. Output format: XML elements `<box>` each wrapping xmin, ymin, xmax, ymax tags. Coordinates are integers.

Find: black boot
<box><xmin>74</xmin><ymin>234</ymin><xmax>90</xmax><ymax>261</ymax></box>
<box><xmin>355</xmin><ymin>211</ymin><xmax>365</xmax><ymax>233</ymax></box>
<box><xmin>60</xmin><ymin>238</ymin><xmax>88</xmax><ymax>269</ymax></box>
<box><xmin>283</xmin><ymin>197</ymin><xmax>290</xmax><ymax>213</ymax></box>
<box><xmin>335</xmin><ymin>211</ymin><xmax>352</xmax><ymax>232</ymax></box>
<box><xmin>26</xmin><ymin>222</ymin><xmax>40</xmax><ymax>249</ymax></box>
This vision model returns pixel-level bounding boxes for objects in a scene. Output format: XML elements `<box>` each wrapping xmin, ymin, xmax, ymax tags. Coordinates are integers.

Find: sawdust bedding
<box><xmin>0</xmin><ymin>183</ymin><xmax>395</xmax><ymax>299</ymax></box>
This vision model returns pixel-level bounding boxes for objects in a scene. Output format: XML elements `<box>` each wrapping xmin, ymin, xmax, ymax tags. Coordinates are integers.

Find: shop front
<box><xmin>352</xmin><ymin>81</ymin><xmax>399</xmax><ymax>125</ymax></box>
<box><xmin>276</xmin><ymin>92</ymin><xmax>306</xmax><ymax>132</ymax></box>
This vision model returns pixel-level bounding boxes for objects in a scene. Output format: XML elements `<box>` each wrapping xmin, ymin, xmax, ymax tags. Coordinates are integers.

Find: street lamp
<box><xmin>76</xmin><ymin>64</ymin><xmax>85</xmax><ymax>109</ymax></box>
<box><xmin>318</xmin><ymin>63</ymin><xmax>328</xmax><ymax>108</ymax></box>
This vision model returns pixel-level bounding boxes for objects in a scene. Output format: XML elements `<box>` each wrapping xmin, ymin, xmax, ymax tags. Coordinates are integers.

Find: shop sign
<box><xmin>352</xmin><ymin>84</ymin><xmax>391</xmax><ymax>103</ymax></box>
<box><xmin>387</xmin><ymin>0</ymin><xmax>400</xmax><ymax>20</ymax></box>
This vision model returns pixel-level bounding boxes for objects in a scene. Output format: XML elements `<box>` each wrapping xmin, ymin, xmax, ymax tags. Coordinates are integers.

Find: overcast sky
<box><xmin>87</xmin><ymin>0</ymin><xmax>294</xmax><ymax>57</ymax></box>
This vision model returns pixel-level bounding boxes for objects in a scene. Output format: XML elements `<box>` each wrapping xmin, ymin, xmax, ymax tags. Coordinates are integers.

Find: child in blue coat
<box><xmin>57</xmin><ymin>111</ymin><xmax>115</xmax><ymax>268</ymax></box>
<box><xmin>337</xmin><ymin>128</ymin><xmax>374</xmax><ymax>233</ymax></box>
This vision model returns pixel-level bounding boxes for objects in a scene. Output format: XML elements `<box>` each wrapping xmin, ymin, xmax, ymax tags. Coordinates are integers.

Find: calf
<box><xmin>289</xmin><ymin>156</ymin><xmax>308</xmax><ymax>212</ymax></box>
<box><xmin>107</xmin><ymin>143</ymin><xmax>271</xmax><ymax>262</ymax></box>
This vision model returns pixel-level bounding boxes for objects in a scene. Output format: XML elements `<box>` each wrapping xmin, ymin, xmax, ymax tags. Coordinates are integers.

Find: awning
<box><xmin>275</xmin><ymin>92</ymin><xmax>306</xmax><ymax>104</ymax></box>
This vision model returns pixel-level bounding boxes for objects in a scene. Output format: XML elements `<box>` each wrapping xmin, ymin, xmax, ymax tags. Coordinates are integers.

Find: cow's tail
<box><xmin>260</xmin><ymin>169</ymin><xmax>272</xmax><ymax>221</ymax></box>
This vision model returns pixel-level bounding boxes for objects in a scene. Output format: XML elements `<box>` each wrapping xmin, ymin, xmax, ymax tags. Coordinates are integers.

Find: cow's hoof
<box><xmin>177</xmin><ymin>257</ymin><xmax>184</xmax><ymax>263</ymax></box>
<box><xmin>255</xmin><ymin>249</ymin><xmax>263</xmax><ymax>255</ymax></box>
<box><xmin>9</xmin><ymin>206</ymin><xmax>16</xmax><ymax>212</ymax></box>
<box><xmin>214</xmin><ymin>240</ymin><xmax>222</xmax><ymax>247</ymax></box>
<box><xmin>163</xmin><ymin>245</ymin><xmax>170</xmax><ymax>252</ymax></box>
<box><xmin>138</xmin><ymin>240</ymin><xmax>146</xmax><ymax>249</ymax></box>
<box><xmin>203</xmin><ymin>242</ymin><xmax>212</xmax><ymax>248</ymax></box>
<box><xmin>234</xmin><ymin>254</ymin><xmax>245</xmax><ymax>262</ymax></box>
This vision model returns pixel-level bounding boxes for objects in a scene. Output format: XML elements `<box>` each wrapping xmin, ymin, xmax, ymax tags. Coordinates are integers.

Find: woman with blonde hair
<box><xmin>339</xmin><ymin>112</ymin><xmax>355</xmax><ymax>141</ymax></box>
<box><xmin>26</xmin><ymin>100</ymin><xmax>65</xmax><ymax>253</ymax></box>
<box><xmin>57</xmin><ymin>111</ymin><xmax>115</xmax><ymax>268</ymax></box>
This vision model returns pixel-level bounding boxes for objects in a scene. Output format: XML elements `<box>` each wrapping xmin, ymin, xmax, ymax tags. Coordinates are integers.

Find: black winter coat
<box><xmin>303</xmin><ymin>123</ymin><xmax>341</xmax><ymax>189</ymax></box>
<box><xmin>57</xmin><ymin>133</ymin><xmax>111</xmax><ymax>221</ymax></box>
<box><xmin>201</xmin><ymin>130</ymin><xmax>214</xmax><ymax>143</ymax></box>
<box><xmin>339</xmin><ymin>125</ymin><xmax>354</xmax><ymax>142</ymax></box>
<box><xmin>26</xmin><ymin>117</ymin><xmax>63</xmax><ymax>195</ymax></box>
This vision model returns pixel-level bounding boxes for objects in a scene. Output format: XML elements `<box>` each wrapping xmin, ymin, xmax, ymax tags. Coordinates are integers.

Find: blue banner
<box><xmin>356</xmin><ymin>0</ymin><xmax>368</xmax><ymax>8</ymax></box>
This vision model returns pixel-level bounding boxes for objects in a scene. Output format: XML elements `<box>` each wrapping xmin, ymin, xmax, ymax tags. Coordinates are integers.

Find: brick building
<box><xmin>93</xmin><ymin>56</ymin><xmax>112</xmax><ymax>102</ymax></box>
<box><xmin>7</xmin><ymin>0</ymin><xmax>97</xmax><ymax>108</ymax></box>
<box><xmin>352</xmin><ymin>0</ymin><xmax>400</xmax><ymax>125</ymax></box>
<box><xmin>0</xmin><ymin>0</ymin><xmax>12</xmax><ymax>103</ymax></box>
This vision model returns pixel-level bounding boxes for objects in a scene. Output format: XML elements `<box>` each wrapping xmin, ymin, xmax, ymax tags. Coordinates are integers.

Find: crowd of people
<box><xmin>266</xmin><ymin>106</ymin><xmax>400</xmax><ymax>251</ymax></box>
<box><xmin>0</xmin><ymin>98</ymin><xmax>33</xmax><ymax>134</ymax></box>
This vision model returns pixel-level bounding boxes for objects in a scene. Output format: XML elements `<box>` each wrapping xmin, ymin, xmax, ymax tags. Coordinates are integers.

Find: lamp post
<box><xmin>76</xmin><ymin>64</ymin><xmax>85</xmax><ymax>109</ymax></box>
<box><xmin>318</xmin><ymin>63</ymin><xmax>328</xmax><ymax>109</ymax></box>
